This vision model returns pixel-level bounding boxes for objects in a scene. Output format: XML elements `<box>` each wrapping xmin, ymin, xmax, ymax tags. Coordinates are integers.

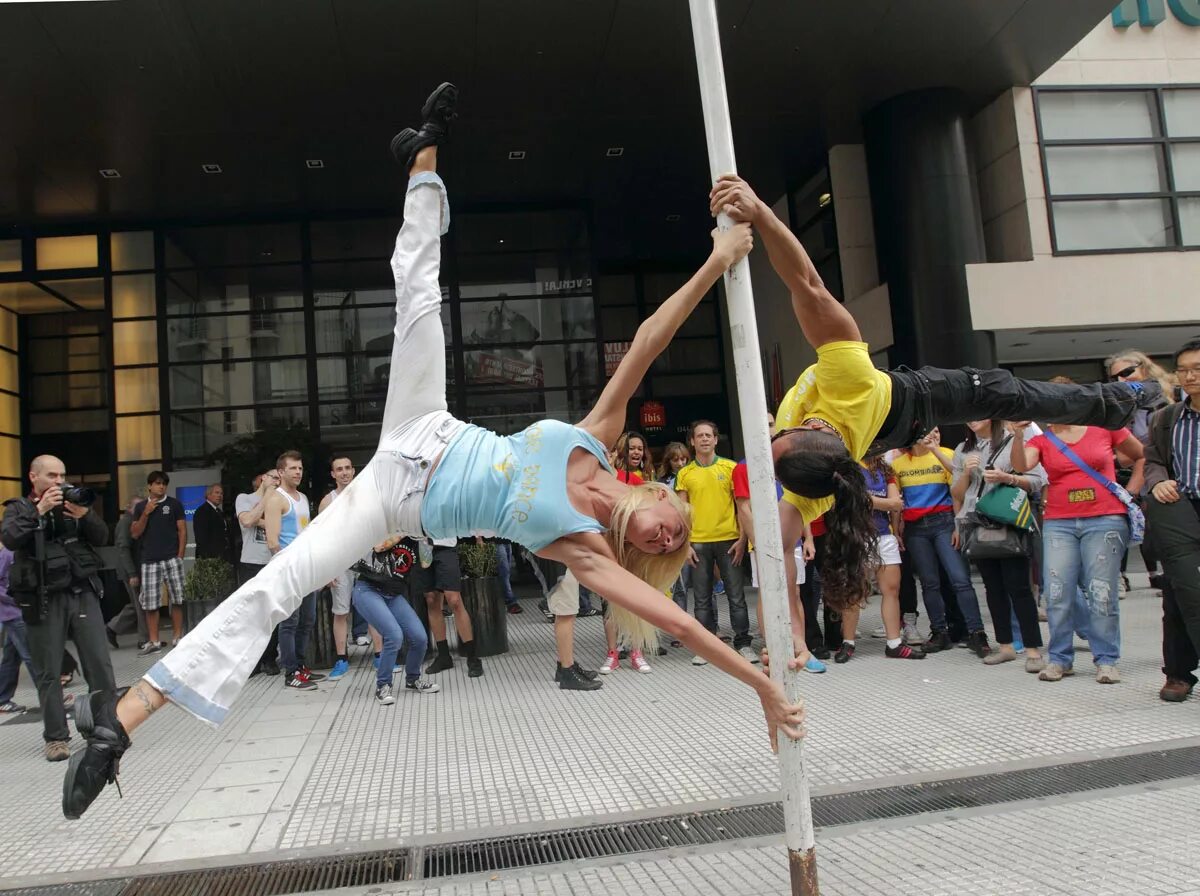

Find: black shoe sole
<box><xmin>421</xmin><ymin>82</ymin><xmax>459</xmax><ymax>126</ymax></box>
<box><xmin>62</xmin><ymin>749</ymin><xmax>88</xmax><ymax>819</ymax></box>
<box><xmin>558</xmin><ymin>679</ymin><xmax>603</xmax><ymax>691</ymax></box>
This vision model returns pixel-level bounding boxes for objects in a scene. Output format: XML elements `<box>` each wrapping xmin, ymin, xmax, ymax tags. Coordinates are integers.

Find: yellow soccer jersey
<box><xmin>674</xmin><ymin>457</ymin><xmax>740</xmax><ymax>543</ymax></box>
<box><xmin>775</xmin><ymin>340</ymin><xmax>892</xmax><ymax>523</ymax></box>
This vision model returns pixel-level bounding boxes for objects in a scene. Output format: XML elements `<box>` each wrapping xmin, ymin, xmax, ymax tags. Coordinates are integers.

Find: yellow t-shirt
<box><xmin>775</xmin><ymin>340</ymin><xmax>892</xmax><ymax>523</ymax></box>
<box><xmin>674</xmin><ymin>457</ymin><xmax>740</xmax><ymax>543</ymax></box>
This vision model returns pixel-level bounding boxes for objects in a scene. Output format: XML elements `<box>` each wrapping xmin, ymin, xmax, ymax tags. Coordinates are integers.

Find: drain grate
<box><xmin>9</xmin><ymin>746</ymin><xmax>1199</xmax><ymax>896</ymax></box>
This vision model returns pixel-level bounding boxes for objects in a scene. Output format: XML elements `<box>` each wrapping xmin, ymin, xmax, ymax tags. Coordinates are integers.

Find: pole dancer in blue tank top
<box><xmin>62</xmin><ymin>83</ymin><xmax>806</xmax><ymax>820</ymax></box>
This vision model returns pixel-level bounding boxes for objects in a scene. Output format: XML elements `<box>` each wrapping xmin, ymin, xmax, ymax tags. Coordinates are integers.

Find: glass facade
<box><xmin>0</xmin><ymin>206</ymin><xmax>646</xmax><ymax>509</ymax></box>
<box><xmin>1035</xmin><ymin>86</ymin><xmax>1200</xmax><ymax>252</ymax></box>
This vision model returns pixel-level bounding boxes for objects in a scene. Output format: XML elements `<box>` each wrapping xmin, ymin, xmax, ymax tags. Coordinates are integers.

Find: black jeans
<box><xmin>1145</xmin><ymin>496</ymin><xmax>1200</xmax><ymax>684</ymax></box>
<box><xmin>874</xmin><ymin>366</ymin><xmax>1146</xmax><ymax>452</ymax></box>
<box><xmin>799</xmin><ymin>534</ymin><xmax>827</xmax><ymax>650</ymax></box>
<box><xmin>690</xmin><ymin>540</ymin><xmax>750</xmax><ymax>647</ymax></box>
<box><xmin>975</xmin><ymin>556</ymin><xmax>1043</xmax><ymax>647</ymax></box>
<box><xmin>25</xmin><ymin>589</ymin><xmax>116</xmax><ymax>742</ymax></box>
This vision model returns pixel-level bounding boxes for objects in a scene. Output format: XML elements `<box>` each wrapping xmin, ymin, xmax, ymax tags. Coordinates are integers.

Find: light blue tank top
<box><xmin>279</xmin><ymin>491</ymin><xmax>310</xmax><ymax>549</ymax></box>
<box><xmin>420</xmin><ymin>419</ymin><xmax>614</xmax><ymax>551</ymax></box>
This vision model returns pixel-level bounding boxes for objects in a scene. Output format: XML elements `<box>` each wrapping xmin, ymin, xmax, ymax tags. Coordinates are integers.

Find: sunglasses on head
<box><xmin>1109</xmin><ymin>364</ymin><xmax>1139</xmax><ymax>382</ymax></box>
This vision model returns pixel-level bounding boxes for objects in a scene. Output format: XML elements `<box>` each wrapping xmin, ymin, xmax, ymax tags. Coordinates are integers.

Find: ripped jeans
<box><xmin>1042</xmin><ymin>515</ymin><xmax>1128</xmax><ymax>668</ymax></box>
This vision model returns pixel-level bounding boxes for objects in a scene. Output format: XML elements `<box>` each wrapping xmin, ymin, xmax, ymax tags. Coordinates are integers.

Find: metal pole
<box><xmin>686</xmin><ymin>2</ymin><xmax>819</xmax><ymax>893</ymax></box>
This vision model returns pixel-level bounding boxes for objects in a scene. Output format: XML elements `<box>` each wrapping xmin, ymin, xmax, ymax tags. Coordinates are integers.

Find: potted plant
<box><xmin>183</xmin><ymin>558</ymin><xmax>235</xmax><ymax>633</ymax></box>
<box><xmin>456</xmin><ymin>540</ymin><xmax>508</xmax><ymax>657</ymax></box>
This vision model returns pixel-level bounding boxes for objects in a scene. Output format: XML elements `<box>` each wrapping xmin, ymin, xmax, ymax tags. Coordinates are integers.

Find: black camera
<box><xmin>61</xmin><ymin>483</ymin><xmax>96</xmax><ymax>506</ymax></box>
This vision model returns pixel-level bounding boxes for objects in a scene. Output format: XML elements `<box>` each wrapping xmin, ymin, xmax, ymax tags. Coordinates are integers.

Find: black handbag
<box><xmin>960</xmin><ymin>436</ymin><xmax>1029</xmax><ymax>561</ymax></box>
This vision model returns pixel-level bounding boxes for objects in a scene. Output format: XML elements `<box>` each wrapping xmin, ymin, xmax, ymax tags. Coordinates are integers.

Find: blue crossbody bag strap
<box><xmin>1042</xmin><ymin>430</ymin><xmax>1145</xmax><ymax>544</ymax></box>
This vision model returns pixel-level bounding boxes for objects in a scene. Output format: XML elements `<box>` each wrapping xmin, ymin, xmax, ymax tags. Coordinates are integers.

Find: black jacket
<box><xmin>1144</xmin><ymin>403</ymin><xmax>1188</xmax><ymax>494</ymax></box>
<box><xmin>1</xmin><ymin>496</ymin><xmax>108</xmax><ymax>598</ymax></box>
<box><xmin>193</xmin><ymin>501</ymin><xmax>230</xmax><ymax>560</ymax></box>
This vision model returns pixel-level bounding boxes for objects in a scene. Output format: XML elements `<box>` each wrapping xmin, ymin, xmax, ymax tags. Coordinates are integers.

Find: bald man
<box><xmin>0</xmin><ymin>455</ymin><xmax>115</xmax><ymax>762</ymax></box>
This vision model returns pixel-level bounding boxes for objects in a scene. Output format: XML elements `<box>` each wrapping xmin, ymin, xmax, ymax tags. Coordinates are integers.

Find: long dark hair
<box><xmin>775</xmin><ymin>430</ymin><xmax>876</xmax><ymax>610</ymax></box>
<box><xmin>961</xmin><ymin>420</ymin><xmax>1005</xmax><ymax>454</ymax></box>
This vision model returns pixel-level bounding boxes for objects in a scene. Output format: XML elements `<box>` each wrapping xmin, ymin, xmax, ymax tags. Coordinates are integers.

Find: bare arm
<box><xmin>873</xmin><ymin>482</ymin><xmax>904</xmax><ymax>513</ymax></box>
<box><xmin>578</xmin><ymin>227</ymin><xmax>751</xmax><ymax>448</ymax></box>
<box><xmin>540</xmin><ymin>532</ymin><xmax>804</xmax><ymax>750</ymax></box>
<box><xmin>238</xmin><ymin>489</ymin><xmax>272</xmax><ymax>528</ymax></box>
<box><xmin>735</xmin><ymin>497</ymin><xmax>754</xmax><ymax>546</ymax></box>
<box><xmin>1008</xmin><ymin>427</ymin><xmax>1040</xmax><ymax>473</ymax></box>
<box><xmin>710</xmin><ymin>175</ymin><xmax>860</xmax><ymax>348</ymax></box>
<box><xmin>130</xmin><ymin>500</ymin><xmax>155</xmax><ymax>539</ymax></box>
<box><xmin>1117</xmin><ymin>434</ymin><xmax>1146</xmax><ymax>496</ymax></box>
<box><xmin>318</xmin><ymin>491</ymin><xmax>334</xmax><ymax>514</ymax></box>
<box><xmin>263</xmin><ymin>493</ymin><xmax>284</xmax><ymax>555</ymax></box>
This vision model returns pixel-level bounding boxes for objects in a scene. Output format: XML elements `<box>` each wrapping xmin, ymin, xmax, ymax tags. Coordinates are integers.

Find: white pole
<box><xmin>686</xmin><ymin>1</ymin><xmax>819</xmax><ymax>893</ymax></box>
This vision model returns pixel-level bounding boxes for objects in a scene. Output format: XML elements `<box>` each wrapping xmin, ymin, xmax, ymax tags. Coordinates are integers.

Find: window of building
<box><xmin>1036</xmin><ymin>87</ymin><xmax>1200</xmax><ymax>253</ymax></box>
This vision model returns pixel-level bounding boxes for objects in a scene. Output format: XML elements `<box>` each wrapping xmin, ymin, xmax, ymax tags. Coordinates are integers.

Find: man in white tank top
<box><xmin>263</xmin><ymin>450</ymin><xmax>325</xmax><ymax>691</ymax></box>
<box><xmin>319</xmin><ymin>456</ymin><xmax>356</xmax><ymax>681</ymax></box>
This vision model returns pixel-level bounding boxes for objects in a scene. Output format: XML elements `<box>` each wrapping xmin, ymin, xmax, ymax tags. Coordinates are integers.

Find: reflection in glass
<box><xmin>163</xmin><ymin>223</ymin><xmax>301</xmax><ymax>268</ymax></box>
<box><xmin>1180</xmin><ymin>198</ymin><xmax>1200</xmax><ymax>246</ymax></box>
<box><xmin>111</xmin><ymin>232</ymin><xmax>155</xmax><ymax>271</ymax></box>
<box><xmin>1039</xmin><ymin>91</ymin><xmax>1157</xmax><ymax>140</ymax></box>
<box><xmin>1045</xmin><ymin>144</ymin><xmax>1167</xmax><ymax>196</ymax></box>
<box><xmin>463</xmin><ymin>389</ymin><xmax>595</xmax><ymax>436</ymax></box>
<box><xmin>458</xmin><ymin>251</ymin><xmax>591</xmax><ymax>300</ymax></box>
<box><xmin>1164</xmin><ymin>89</ymin><xmax>1200</xmax><ymax>138</ymax></box>
<box><xmin>1052</xmin><ymin>198</ymin><xmax>1173</xmax><ymax>251</ymax></box>
<box><xmin>113</xmin><ymin>320</ymin><xmax>158</xmax><ymax>365</ymax></box>
<box><xmin>456</xmin><ymin>210</ymin><xmax>588</xmax><ymax>255</ymax></box>
<box><xmin>0</xmin><ymin>240</ymin><xmax>20</xmax><ymax>273</ymax></box>
<box><xmin>310</xmin><ymin>219</ymin><xmax>401</xmax><ymax>260</ymax></box>
<box><xmin>171</xmin><ymin>405</ymin><xmax>307</xmax><ymax>460</ymax></box>
<box><xmin>112</xmin><ymin>274</ymin><xmax>156</xmax><ymax>319</ymax></box>
<box><xmin>166</xmin><ymin>311</ymin><xmax>307</xmax><ymax>361</ymax></box>
<box><xmin>165</xmin><ymin>267</ymin><xmax>303</xmax><ymax>314</ymax></box>
<box><xmin>463</xmin><ymin>343</ymin><xmax>597</xmax><ymax>390</ymax></box>
<box><xmin>36</xmin><ymin>235</ymin><xmax>98</xmax><ymax>271</ymax></box>
<box><xmin>460</xmin><ymin>295</ymin><xmax>595</xmax><ymax>344</ymax></box>
<box><xmin>170</xmin><ymin>359</ymin><xmax>308</xmax><ymax>409</ymax></box>
<box><xmin>1171</xmin><ymin>143</ymin><xmax>1200</xmax><ymax>192</ymax></box>
<box><xmin>320</xmin><ymin>401</ymin><xmax>384</xmax><ymax>452</ymax></box>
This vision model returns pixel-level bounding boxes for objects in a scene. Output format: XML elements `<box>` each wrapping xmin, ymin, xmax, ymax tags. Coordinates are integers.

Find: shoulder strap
<box><xmin>973</xmin><ymin>435</ymin><xmax>1013</xmax><ymax>500</ymax></box>
<box><xmin>1042</xmin><ymin>430</ymin><xmax>1128</xmax><ymax>504</ymax></box>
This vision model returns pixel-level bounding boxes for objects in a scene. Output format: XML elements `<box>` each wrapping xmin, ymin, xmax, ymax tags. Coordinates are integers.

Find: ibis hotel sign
<box><xmin>1112</xmin><ymin>0</ymin><xmax>1200</xmax><ymax>27</ymax></box>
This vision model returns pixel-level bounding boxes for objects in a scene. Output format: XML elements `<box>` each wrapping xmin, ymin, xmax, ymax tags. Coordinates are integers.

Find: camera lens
<box><xmin>61</xmin><ymin>484</ymin><xmax>96</xmax><ymax>506</ymax></box>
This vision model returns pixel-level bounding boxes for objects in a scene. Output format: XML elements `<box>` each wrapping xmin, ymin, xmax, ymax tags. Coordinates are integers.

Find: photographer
<box><xmin>0</xmin><ymin>455</ymin><xmax>115</xmax><ymax>762</ymax></box>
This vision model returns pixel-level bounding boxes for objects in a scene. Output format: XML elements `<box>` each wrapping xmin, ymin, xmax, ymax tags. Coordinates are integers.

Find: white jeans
<box><xmin>146</xmin><ymin>174</ymin><xmax>464</xmax><ymax>725</ymax></box>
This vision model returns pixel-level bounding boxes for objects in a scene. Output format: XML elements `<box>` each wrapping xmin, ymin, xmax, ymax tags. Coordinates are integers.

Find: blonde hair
<box><xmin>602</xmin><ymin>481</ymin><xmax>693</xmax><ymax>654</ymax></box>
<box><xmin>656</xmin><ymin>441</ymin><xmax>690</xmax><ymax>481</ymax></box>
<box><xmin>1104</xmin><ymin>349</ymin><xmax>1177</xmax><ymax>403</ymax></box>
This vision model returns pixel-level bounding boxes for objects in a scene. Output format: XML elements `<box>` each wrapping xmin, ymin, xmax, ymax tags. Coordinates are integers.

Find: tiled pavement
<box><xmin>2</xmin><ymin>567</ymin><xmax>1199</xmax><ymax>893</ymax></box>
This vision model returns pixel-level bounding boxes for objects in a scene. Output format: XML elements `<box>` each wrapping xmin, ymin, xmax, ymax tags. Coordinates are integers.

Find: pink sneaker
<box><xmin>629</xmin><ymin>650</ymin><xmax>652</xmax><ymax>674</ymax></box>
<box><xmin>598</xmin><ymin>650</ymin><xmax>620</xmax><ymax>674</ymax></box>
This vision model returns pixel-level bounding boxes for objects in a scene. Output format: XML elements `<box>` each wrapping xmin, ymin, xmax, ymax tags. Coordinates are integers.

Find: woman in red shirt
<box><xmin>1011</xmin><ymin>423</ymin><xmax>1143</xmax><ymax>684</ymax></box>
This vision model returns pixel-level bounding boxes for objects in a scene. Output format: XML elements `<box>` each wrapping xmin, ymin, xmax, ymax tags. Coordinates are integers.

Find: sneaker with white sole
<box><xmin>405</xmin><ymin>677</ymin><xmax>441</xmax><ymax>694</ymax></box>
<box><xmin>137</xmin><ymin>641</ymin><xmax>162</xmax><ymax>657</ymax></box>
<box><xmin>738</xmin><ymin>645</ymin><xmax>760</xmax><ymax>664</ymax></box>
<box><xmin>598</xmin><ymin>650</ymin><xmax>620</xmax><ymax>674</ymax></box>
<box><xmin>691</xmin><ymin>654</ymin><xmax>708</xmax><ymax>666</ymax></box>
<box><xmin>355</xmin><ymin>635</ymin><xmax>371</xmax><ymax>647</ymax></box>
<box><xmin>285</xmin><ymin>672</ymin><xmax>317</xmax><ymax>690</ymax></box>
<box><xmin>869</xmin><ymin>626</ymin><xmax>888</xmax><ymax>639</ymax></box>
<box><xmin>375</xmin><ymin>683</ymin><xmax>395</xmax><ymax>704</ymax></box>
<box><xmin>629</xmin><ymin>650</ymin><xmax>652</xmax><ymax>673</ymax></box>
<box><xmin>1038</xmin><ymin>663</ymin><xmax>1074</xmax><ymax>682</ymax></box>
<box><xmin>1096</xmin><ymin>664</ymin><xmax>1121</xmax><ymax>684</ymax></box>
<box><xmin>328</xmin><ymin>659</ymin><xmax>350</xmax><ymax>680</ymax></box>
<box><xmin>902</xmin><ymin>614</ymin><xmax>923</xmax><ymax>645</ymax></box>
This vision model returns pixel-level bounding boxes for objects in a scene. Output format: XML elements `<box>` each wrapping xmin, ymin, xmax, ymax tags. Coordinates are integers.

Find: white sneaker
<box><xmin>902</xmin><ymin>622</ymin><xmax>923</xmax><ymax>646</ymax></box>
<box><xmin>629</xmin><ymin>650</ymin><xmax>652</xmax><ymax>673</ymax></box>
<box><xmin>375</xmin><ymin>683</ymin><xmax>395</xmax><ymax>705</ymax></box>
<box><xmin>1096</xmin><ymin>664</ymin><xmax>1121</xmax><ymax>684</ymax></box>
<box><xmin>355</xmin><ymin>635</ymin><xmax>371</xmax><ymax>647</ymax></box>
<box><xmin>691</xmin><ymin>654</ymin><xmax>708</xmax><ymax>666</ymax></box>
<box><xmin>738</xmin><ymin>645</ymin><xmax>760</xmax><ymax>664</ymax></box>
<box><xmin>138</xmin><ymin>641</ymin><xmax>163</xmax><ymax>657</ymax></box>
<box><xmin>870</xmin><ymin>626</ymin><xmax>888</xmax><ymax>639</ymax></box>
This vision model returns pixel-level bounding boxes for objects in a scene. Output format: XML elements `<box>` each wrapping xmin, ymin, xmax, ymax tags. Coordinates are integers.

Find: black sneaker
<box><xmin>426</xmin><ymin>653</ymin><xmax>454</xmax><ymax>674</ymax></box>
<box><xmin>259</xmin><ymin>661</ymin><xmax>281</xmax><ymax>677</ymax></box>
<box><xmin>299</xmin><ymin>666</ymin><xmax>325</xmax><ymax>682</ymax></box>
<box><xmin>284</xmin><ymin>673</ymin><xmax>317</xmax><ymax>690</ymax></box>
<box><xmin>506</xmin><ymin>603</ymin><xmax>524</xmax><ymax>615</ymax></box>
<box><xmin>467</xmin><ymin>657</ymin><xmax>484</xmax><ymax>678</ymax></box>
<box><xmin>554</xmin><ymin>662</ymin><xmax>599</xmax><ymax>682</ymax></box>
<box><xmin>558</xmin><ymin>664</ymin><xmax>603</xmax><ymax>691</ymax></box>
<box><xmin>812</xmin><ymin>646</ymin><xmax>832</xmax><ymax>661</ymax></box>
<box><xmin>885</xmin><ymin>643</ymin><xmax>927</xmax><ymax>659</ymax></box>
<box><xmin>834</xmin><ymin>642</ymin><xmax>855</xmax><ymax>664</ymax></box>
<box><xmin>63</xmin><ymin>690</ymin><xmax>130</xmax><ymax>819</ymax></box>
<box><xmin>967</xmin><ymin>630</ymin><xmax>991</xmax><ymax>658</ymax></box>
<box><xmin>924</xmin><ymin>630</ymin><xmax>953</xmax><ymax>653</ymax></box>
<box><xmin>389</xmin><ymin>82</ymin><xmax>459</xmax><ymax>169</ymax></box>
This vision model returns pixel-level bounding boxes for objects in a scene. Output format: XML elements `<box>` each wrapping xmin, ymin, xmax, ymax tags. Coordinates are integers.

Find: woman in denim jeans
<box><xmin>1011</xmin><ymin>423</ymin><xmax>1143</xmax><ymax>683</ymax></box>
<box><xmin>892</xmin><ymin>428</ymin><xmax>991</xmax><ymax>657</ymax></box>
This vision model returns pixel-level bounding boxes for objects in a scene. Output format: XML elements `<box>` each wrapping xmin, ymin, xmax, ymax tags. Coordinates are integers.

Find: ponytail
<box><xmin>820</xmin><ymin>457</ymin><xmax>877</xmax><ymax>610</ymax></box>
<box><xmin>774</xmin><ymin>428</ymin><xmax>876</xmax><ymax>610</ymax></box>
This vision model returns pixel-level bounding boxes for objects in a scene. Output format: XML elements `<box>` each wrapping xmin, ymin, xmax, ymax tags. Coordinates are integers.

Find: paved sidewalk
<box><xmin>2</xmin><ymin>570</ymin><xmax>1197</xmax><ymax>891</ymax></box>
